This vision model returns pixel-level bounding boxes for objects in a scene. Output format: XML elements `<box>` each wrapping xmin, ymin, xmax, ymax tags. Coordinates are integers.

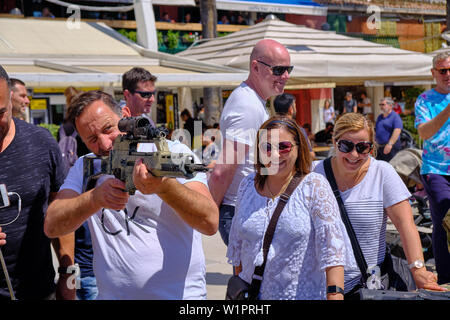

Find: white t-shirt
<box><xmin>362</xmin><ymin>98</ymin><xmax>372</xmax><ymax>115</ymax></box>
<box><xmin>61</xmin><ymin>140</ymin><xmax>208</xmax><ymax>300</ymax></box>
<box><xmin>227</xmin><ymin>172</ymin><xmax>356</xmax><ymax>299</ymax></box>
<box><xmin>323</xmin><ymin>106</ymin><xmax>335</xmax><ymax>124</ymax></box>
<box><xmin>313</xmin><ymin>157</ymin><xmax>411</xmax><ymax>292</ymax></box>
<box><xmin>219</xmin><ymin>82</ymin><xmax>269</xmax><ymax>206</ymax></box>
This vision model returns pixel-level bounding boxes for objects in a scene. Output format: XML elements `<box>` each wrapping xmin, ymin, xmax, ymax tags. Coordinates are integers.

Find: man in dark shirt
<box><xmin>314</xmin><ymin>122</ymin><xmax>334</xmax><ymax>144</ymax></box>
<box><xmin>0</xmin><ymin>65</ymin><xmax>75</xmax><ymax>300</ymax></box>
<box><xmin>74</xmin><ymin>221</ymin><xmax>97</xmax><ymax>300</ymax></box>
<box><xmin>273</xmin><ymin>93</ymin><xmax>315</xmax><ymax>159</ymax></box>
<box><xmin>180</xmin><ymin>108</ymin><xmax>197</xmax><ymax>149</ymax></box>
<box><xmin>159</xmin><ymin>12</ymin><xmax>173</xmax><ymax>23</ymax></box>
<box><xmin>58</xmin><ymin>86</ymin><xmax>96</xmax><ymax>300</ymax></box>
<box><xmin>343</xmin><ymin>91</ymin><xmax>357</xmax><ymax>114</ymax></box>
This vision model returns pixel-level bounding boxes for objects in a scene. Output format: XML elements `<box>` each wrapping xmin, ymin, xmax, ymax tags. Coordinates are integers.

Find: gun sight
<box><xmin>83</xmin><ymin>116</ymin><xmax>210</xmax><ymax>194</ymax></box>
<box><xmin>118</xmin><ymin>117</ymin><xmax>167</xmax><ymax>140</ymax></box>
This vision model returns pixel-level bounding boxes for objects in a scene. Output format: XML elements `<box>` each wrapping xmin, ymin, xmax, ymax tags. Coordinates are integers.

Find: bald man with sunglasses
<box><xmin>414</xmin><ymin>52</ymin><xmax>450</xmax><ymax>285</ymax></box>
<box><xmin>209</xmin><ymin>39</ymin><xmax>293</xmax><ymax>246</ymax></box>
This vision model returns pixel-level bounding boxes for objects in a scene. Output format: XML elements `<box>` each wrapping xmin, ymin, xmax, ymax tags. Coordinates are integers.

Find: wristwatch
<box><xmin>327</xmin><ymin>285</ymin><xmax>344</xmax><ymax>295</ymax></box>
<box><xmin>408</xmin><ymin>260</ymin><xmax>425</xmax><ymax>270</ymax></box>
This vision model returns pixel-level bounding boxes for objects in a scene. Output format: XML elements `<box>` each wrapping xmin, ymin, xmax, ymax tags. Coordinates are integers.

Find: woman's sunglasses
<box><xmin>257</xmin><ymin>60</ymin><xmax>294</xmax><ymax>76</ymax></box>
<box><xmin>337</xmin><ymin>140</ymin><xmax>373</xmax><ymax>154</ymax></box>
<box><xmin>260</xmin><ymin>141</ymin><xmax>296</xmax><ymax>154</ymax></box>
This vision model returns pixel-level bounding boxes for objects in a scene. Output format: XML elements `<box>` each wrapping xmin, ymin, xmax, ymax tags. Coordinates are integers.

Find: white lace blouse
<box><xmin>227</xmin><ymin>172</ymin><xmax>356</xmax><ymax>300</ymax></box>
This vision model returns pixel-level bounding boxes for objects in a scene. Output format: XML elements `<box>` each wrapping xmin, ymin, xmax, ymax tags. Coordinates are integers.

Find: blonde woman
<box><xmin>313</xmin><ymin>113</ymin><xmax>445</xmax><ymax>299</ymax></box>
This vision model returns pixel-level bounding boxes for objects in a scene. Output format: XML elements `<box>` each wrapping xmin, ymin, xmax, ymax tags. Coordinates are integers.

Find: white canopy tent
<box><xmin>177</xmin><ymin>18</ymin><xmax>434</xmax><ymax>131</ymax></box>
<box><xmin>0</xmin><ymin>18</ymin><xmax>246</xmax><ymax>89</ymax></box>
<box><xmin>0</xmin><ymin>17</ymin><xmax>247</xmax><ymax>124</ymax></box>
<box><xmin>177</xmin><ymin>18</ymin><xmax>434</xmax><ymax>86</ymax></box>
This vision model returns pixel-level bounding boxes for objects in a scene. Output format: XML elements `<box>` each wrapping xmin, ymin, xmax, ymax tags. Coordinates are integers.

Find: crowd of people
<box><xmin>8</xmin><ymin>4</ymin><xmax>253</xmax><ymax>26</ymax></box>
<box><xmin>0</xmin><ymin>42</ymin><xmax>448</xmax><ymax>301</ymax></box>
<box><xmin>159</xmin><ymin>11</ymin><xmax>249</xmax><ymax>26</ymax></box>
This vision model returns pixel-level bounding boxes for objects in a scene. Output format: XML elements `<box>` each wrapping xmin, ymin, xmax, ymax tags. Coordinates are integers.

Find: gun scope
<box><xmin>118</xmin><ymin>116</ymin><xmax>167</xmax><ymax>139</ymax></box>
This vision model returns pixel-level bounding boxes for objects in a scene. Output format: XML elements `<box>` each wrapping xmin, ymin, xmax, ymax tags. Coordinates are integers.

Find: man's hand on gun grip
<box><xmin>92</xmin><ymin>177</ymin><xmax>129</xmax><ymax>210</ymax></box>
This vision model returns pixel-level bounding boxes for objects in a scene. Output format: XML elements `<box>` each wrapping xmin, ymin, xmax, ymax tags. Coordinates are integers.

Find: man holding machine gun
<box><xmin>44</xmin><ymin>90</ymin><xmax>218</xmax><ymax>299</ymax></box>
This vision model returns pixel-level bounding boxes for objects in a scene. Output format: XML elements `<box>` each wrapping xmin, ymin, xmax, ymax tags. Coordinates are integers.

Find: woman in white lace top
<box><xmin>226</xmin><ymin>116</ymin><xmax>356</xmax><ymax>300</ymax></box>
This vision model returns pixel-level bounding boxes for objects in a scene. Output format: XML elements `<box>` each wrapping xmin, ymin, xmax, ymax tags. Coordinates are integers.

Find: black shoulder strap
<box><xmin>323</xmin><ymin>157</ymin><xmax>369</xmax><ymax>282</ymax></box>
<box><xmin>249</xmin><ymin>172</ymin><xmax>304</xmax><ymax>299</ymax></box>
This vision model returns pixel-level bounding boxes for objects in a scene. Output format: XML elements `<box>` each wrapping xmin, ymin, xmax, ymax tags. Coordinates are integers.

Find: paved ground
<box><xmin>202</xmin><ymin>232</ymin><xmax>232</xmax><ymax>300</ymax></box>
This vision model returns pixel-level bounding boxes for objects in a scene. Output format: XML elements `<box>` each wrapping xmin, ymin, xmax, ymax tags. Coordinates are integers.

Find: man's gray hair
<box><xmin>381</xmin><ymin>97</ymin><xmax>394</xmax><ymax>106</ymax></box>
<box><xmin>432</xmin><ymin>52</ymin><xmax>450</xmax><ymax>68</ymax></box>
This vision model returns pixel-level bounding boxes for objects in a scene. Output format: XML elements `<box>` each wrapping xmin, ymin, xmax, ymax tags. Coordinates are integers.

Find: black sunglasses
<box><xmin>435</xmin><ymin>68</ymin><xmax>450</xmax><ymax>75</ymax></box>
<box><xmin>257</xmin><ymin>60</ymin><xmax>294</xmax><ymax>76</ymax></box>
<box><xmin>133</xmin><ymin>90</ymin><xmax>156</xmax><ymax>99</ymax></box>
<box><xmin>337</xmin><ymin>140</ymin><xmax>373</xmax><ymax>154</ymax></box>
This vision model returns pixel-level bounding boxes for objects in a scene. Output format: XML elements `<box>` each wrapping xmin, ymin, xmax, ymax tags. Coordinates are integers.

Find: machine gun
<box><xmin>83</xmin><ymin>116</ymin><xmax>210</xmax><ymax>195</ymax></box>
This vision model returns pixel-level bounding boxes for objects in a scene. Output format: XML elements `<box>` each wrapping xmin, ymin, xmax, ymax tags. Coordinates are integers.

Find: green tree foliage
<box><xmin>403</xmin><ymin>87</ymin><xmax>424</xmax><ymax>110</ymax></box>
<box><xmin>117</xmin><ymin>29</ymin><xmax>137</xmax><ymax>43</ymax></box>
<box><xmin>167</xmin><ymin>30</ymin><xmax>180</xmax><ymax>50</ymax></box>
<box><xmin>399</xmin><ymin>87</ymin><xmax>425</xmax><ymax>146</ymax></box>
<box><xmin>38</xmin><ymin>123</ymin><xmax>60</xmax><ymax>140</ymax></box>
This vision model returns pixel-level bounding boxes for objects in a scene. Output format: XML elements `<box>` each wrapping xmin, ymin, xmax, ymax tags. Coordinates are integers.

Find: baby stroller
<box><xmin>388</xmin><ymin>147</ymin><xmax>434</xmax><ymax>262</ymax></box>
<box><xmin>399</xmin><ymin>129</ymin><xmax>417</xmax><ymax>150</ymax></box>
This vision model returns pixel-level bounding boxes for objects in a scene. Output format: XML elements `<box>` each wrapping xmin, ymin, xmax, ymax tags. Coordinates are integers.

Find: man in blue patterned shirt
<box><xmin>414</xmin><ymin>52</ymin><xmax>450</xmax><ymax>284</ymax></box>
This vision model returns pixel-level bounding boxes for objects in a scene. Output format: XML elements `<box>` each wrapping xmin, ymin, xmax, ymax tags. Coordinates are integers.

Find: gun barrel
<box><xmin>185</xmin><ymin>164</ymin><xmax>210</xmax><ymax>173</ymax></box>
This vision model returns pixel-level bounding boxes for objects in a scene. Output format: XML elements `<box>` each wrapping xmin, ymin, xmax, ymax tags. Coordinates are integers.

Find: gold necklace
<box><xmin>265</xmin><ymin>172</ymin><xmax>295</xmax><ymax>199</ymax></box>
<box><xmin>266</xmin><ymin>182</ymin><xmax>276</xmax><ymax>199</ymax></box>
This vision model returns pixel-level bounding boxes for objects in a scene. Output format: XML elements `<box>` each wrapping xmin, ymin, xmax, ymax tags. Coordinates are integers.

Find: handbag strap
<box><xmin>323</xmin><ymin>157</ymin><xmax>369</xmax><ymax>282</ymax></box>
<box><xmin>249</xmin><ymin>171</ymin><xmax>304</xmax><ymax>299</ymax></box>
